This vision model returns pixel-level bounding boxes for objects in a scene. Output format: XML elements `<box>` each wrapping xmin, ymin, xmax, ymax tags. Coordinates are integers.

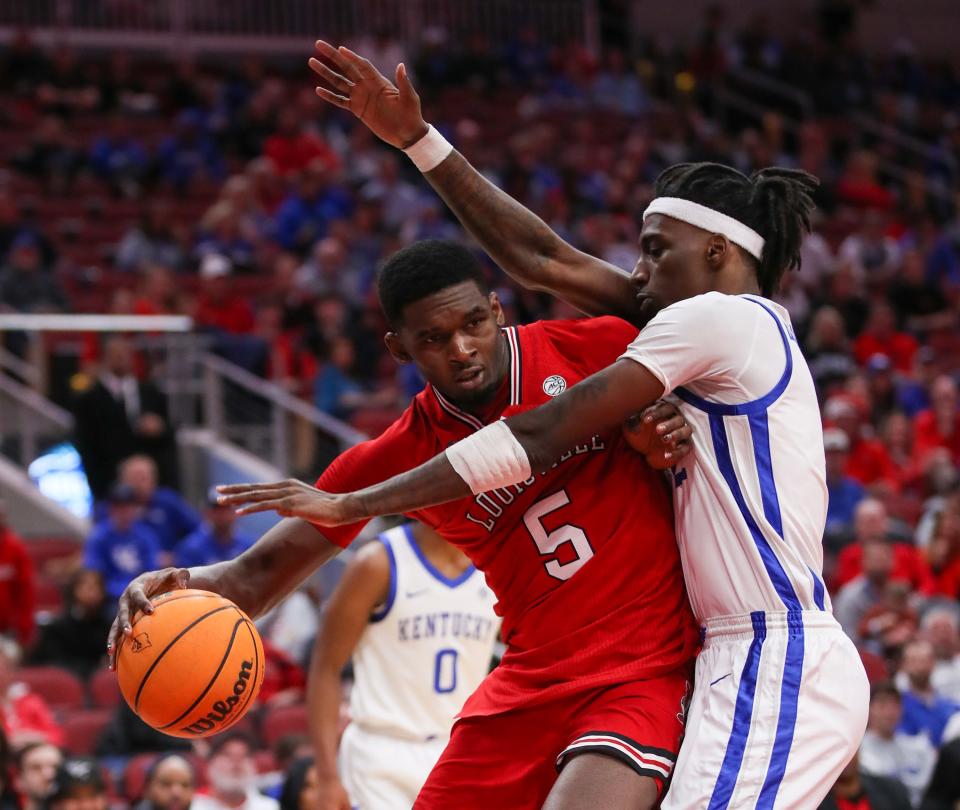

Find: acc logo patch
<box><xmin>130</xmin><ymin>633</ymin><xmax>152</xmax><ymax>653</ymax></box>
<box><xmin>542</xmin><ymin>375</ymin><xmax>567</xmax><ymax>397</ymax></box>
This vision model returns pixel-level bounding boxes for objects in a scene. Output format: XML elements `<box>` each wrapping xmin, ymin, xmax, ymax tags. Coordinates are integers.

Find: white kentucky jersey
<box><xmin>621</xmin><ymin>292</ymin><xmax>830</xmax><ymax>621</ymax></box>
<box><xmin>349</xmin><ymin>525</ymin><xmax>500</xmax><ymax>741</ymax></box>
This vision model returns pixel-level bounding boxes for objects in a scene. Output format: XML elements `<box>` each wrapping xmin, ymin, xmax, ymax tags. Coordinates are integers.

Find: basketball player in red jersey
<box><xmin>110</xmin><ymin>241</ymin><xmax>698</xmax><ymax>810</ymax></box>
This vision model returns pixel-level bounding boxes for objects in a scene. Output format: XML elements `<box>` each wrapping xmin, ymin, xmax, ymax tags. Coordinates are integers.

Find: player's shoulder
<box><xmin>647</xmin><ymin>293</ymin><xmax>773</xmax><ymax>339</ymax></box>
<box><xmin>343</xmin><ymin>536</ymin><xmax>393</xmax><ymax>591</ymax></box>
<box><xmin>527</xmin><ymin>315</ymin><xmax>636</xmax><ymax>340</ymax></box>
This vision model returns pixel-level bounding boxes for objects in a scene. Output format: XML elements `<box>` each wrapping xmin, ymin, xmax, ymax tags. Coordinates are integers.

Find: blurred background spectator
<box><xmin>192</xmin><ymin>735</ymin><xmax>277</xmax><ymax>810</ymax></box>
<box><xmin>0</xmin><ymin>500</ymin><xmax>35</xmax><ymax>648</ymax></box>
<box><xmin>13</xmin><ymin>742</ymin><xmax>63</xmax><ymax>810</ymax></box>
<box><xmin>133</xmin><ymin>754</ymin><xmax>196</xmax><ymax>810</ymax></box>
<box><xmin>82</xmin><ymin>484</ymin><xmax>160</xmax><ymax>601</ymax></box>
<box><xmin>0</xmin><ymin>639</ymin><xmax>62</xmax><ymax>749</ymax></box>
<box><xmin>28</xmin><ymin>569</ymin><xmax>111</xmax><ymax>679</ymax></box>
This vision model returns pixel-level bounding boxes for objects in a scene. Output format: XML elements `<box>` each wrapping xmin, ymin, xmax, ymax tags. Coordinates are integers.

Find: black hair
<box><xmin>653</xmin><ymin>162</ymin><xmax>818</xmax><ymax>296</ymax></box>
<box><xmin>143</xmin><ymin>753</ymin><xmax>196</xmax><ymax>794</ymax></box>
<box><xmin>207</xmin><ymin>731</ymin><xmax>256</xmax><ymax>758</ymax></box>
<box><xmin>377</xmin><ymin>240</ymin><xmax>489</xmax><ymax>327</ymax></box>
<box><xmin>279</xmin><ymin>756</ymin><xmax>313</xmax><ymax>810</ymax></box>
<box><xmin>15</xmin><ymin>741</ymin><xmax>62</xmax><ymax>772</ymax></box>
<box><xmin>870</xmin><ymin>680</ymin><xmax>901</xmax><ymax>702</ymax></box>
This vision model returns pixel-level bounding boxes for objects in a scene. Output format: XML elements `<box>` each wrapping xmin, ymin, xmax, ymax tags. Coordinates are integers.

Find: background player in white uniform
<box><xmin>308</xmin><ymin>520</ymin><xmax>499</xmax><ymax>810</ymax></box>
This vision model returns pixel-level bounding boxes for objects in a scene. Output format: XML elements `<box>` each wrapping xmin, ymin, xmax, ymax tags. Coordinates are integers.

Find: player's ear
<box><xmin>489</xmin><ymin>292</ymin><xmax>505</xmax><ymax>326</ymax></box>
<box><xmin>384</xmin><ymin>331</ymin><xmax>412</xmax><ymax>364</ymax></box>
<box><xmin>705</xmin><ymin>233</ymin><xmax>729</xmax><ymax>269</ymax></box>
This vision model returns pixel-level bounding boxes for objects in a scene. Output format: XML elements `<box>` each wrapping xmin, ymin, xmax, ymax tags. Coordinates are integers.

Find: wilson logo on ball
<box><xmin>180</xmin><ymin>659</ymin><xmax>253</xmax><ymax>735</ymax></box>
<box><xmin>130</xmin><ymin>633</ymin><xmax>152</xmax><ymax>653</ymax></box>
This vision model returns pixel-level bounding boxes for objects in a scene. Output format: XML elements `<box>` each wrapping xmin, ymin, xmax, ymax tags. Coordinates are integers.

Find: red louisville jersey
<box><xmin>316</xmin><ymin>317</ymin><xmax>699</xmax><ymax>716</ymax></box>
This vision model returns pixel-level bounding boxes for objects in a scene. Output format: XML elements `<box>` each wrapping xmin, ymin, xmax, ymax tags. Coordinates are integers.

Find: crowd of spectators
<box><xmin>1</xmin><ymin>2</ymin><xmax>960</xmax><ymax>808</ymax></box>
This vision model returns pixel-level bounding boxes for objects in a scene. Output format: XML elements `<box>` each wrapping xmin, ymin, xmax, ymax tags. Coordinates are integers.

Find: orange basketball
<box><xmin>116</xmin><ymin>589</ymin><xmax>264</xmax><ymax>739</ymax></box>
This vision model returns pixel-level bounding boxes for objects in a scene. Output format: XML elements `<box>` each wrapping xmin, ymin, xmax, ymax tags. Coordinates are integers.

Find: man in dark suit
<box><xmin>72</xmin><ymin>334</ymin><xmax>177</xmax><ymax>500</ymax></box>
<box><xmin>819</xmin><ymin>751</ymin><xmax>912</xmax><ymax>810</ymax></box>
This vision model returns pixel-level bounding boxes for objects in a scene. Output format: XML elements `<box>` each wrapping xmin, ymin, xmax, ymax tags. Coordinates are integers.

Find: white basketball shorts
<box><xmin>340</xmin><ymin>723</ymin><xmax>447</xmax><ymax>810</ymax></box>
<box><xmin>662</xmin><ymin>610</ymin><xmax>869</xmax><ymax>809</ymax></box>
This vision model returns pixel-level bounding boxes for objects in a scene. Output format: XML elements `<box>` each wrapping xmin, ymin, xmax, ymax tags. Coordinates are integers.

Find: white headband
<box><xmin>643</xmin><ymin>196</ymin><xmax>765</xmax><ymax>260</ymax></box>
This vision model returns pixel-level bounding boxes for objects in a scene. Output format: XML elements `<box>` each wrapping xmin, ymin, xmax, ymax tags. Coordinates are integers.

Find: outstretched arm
<box><xmin>218</xmin><ymin>360</ymin><xmax>664</xmax><ymax>524</ymax></box>
<box><xmin>309</xmin><ymin>41</ymin><xmax>643</xmax><ymax>325</ymax></box>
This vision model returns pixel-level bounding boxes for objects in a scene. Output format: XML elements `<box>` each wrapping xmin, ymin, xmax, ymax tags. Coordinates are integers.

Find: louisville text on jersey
<box><xmin>463</xmin><ymin>434</ymin><xmax>607</xmax><ymax>532</ymax></box>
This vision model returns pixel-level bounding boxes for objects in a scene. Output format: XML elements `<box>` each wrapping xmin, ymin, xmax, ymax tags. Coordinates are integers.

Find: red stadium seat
<box><xmin>33</xmin><ymin>576</ymin><xmax>64</xmax><ymax>614</ymax></box>
<box><xmin>89</xmin><ymin>669</ymin><xmax>122</xmax><ymax>709</ymax></box>
<box><xmin>261</xmin><ymin>705</ymin><xmax>310</xmax><ymax>746</ymax></box>
<box><xmin>25</xmin><ymin>537</ymin><xmax>81</xmax><ymax>567</ymax></box>
<box><xmin>17</xmin><ymin>667</ymin><xmax>86</xmax><ymax>711</ymax></box>
<box><xmin>254</xmin><ymin>750</ymin><xmax>277</xmax><ymax>774</ymax></box>
<box><xmin>859</xmin><ymin>649</ymin><xmax>890</xmax><ymax>684</ymax></box>
<box><xmin>62</xmin><ymin>708</ymin><xmax>113</xmax><ymax>755</ymax></box>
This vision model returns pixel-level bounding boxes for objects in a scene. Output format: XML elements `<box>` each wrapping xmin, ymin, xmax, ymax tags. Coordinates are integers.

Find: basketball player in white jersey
<box><xmin>309</xmin><ymin>520</ymin><xmax>499</xmax><ymax>810</ymax></box>
<box><xmin>218</xmin><ymin>45</ymin><xmax>871</xmax><ymax>809</ymax></box>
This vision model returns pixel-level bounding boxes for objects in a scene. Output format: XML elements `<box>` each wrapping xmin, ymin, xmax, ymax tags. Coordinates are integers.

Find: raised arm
<box><xmin>218</xmin><ymin>359</ymin><xmax>665</xmax><ymax>525</ymax></box>
<box><xmin>309</xmin><ymin>41</ymin><xmax>643</xmax><ymax>325</ymax></box>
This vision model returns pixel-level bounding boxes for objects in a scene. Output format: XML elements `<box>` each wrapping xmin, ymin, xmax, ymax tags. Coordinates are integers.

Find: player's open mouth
<box><xmin>455</xmin><ymin>367</ymin><xmax>485</xmax><ymax>387</ymax></box>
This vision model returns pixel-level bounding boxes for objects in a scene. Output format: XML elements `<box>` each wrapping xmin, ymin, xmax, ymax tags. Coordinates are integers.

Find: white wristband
<box><xmin>403</xmin><ymin>124</ymin><xmax>453</xmax><ymax>173</ymax></box>
<box><xmin>445</xmin><ymin>421</ymin><xmax>532</xmax><ymax>495</ymax></box>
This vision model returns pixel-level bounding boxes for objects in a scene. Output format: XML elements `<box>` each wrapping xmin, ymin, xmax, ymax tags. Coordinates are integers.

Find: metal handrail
<box><xmin>0</xmin><ymin>372</ymin><xmax>74</xmax><ymax>431</ymax></box>
<box><xmin>0</xmin><ymin>346</ymin><xmax>39</xmax><ymax>385</ymax></box>
<box><xmin>200</xmin><ymin>352</ymin><xmax>367</xmax><ymax>447</ymax></box>
<box><xmin>726</xmin><ymin>66</ymin><xmax>813</xmax><ymax>117</ymax></box>
<box><xmin>853</xmin><ymin>112</ymin><xmax>958</xmax><ymax>173</ymax></box>
<box><xmin>0</xmin><ymin>314</ymin><xmax>193</xmax><ymax>332</ymax></box>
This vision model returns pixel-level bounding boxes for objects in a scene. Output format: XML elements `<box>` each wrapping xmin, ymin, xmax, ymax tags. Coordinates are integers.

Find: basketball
<box><xmin>116</xmin><ymin>589</ymin><xmax>264</xmax><ymax>739</ymax></box>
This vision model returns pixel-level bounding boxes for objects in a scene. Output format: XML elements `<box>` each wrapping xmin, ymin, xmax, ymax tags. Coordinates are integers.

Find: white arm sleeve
<box><xmin>446</xmin><ymin>420</ymin><xmax>532</xmax><ymax>495</ymax></box>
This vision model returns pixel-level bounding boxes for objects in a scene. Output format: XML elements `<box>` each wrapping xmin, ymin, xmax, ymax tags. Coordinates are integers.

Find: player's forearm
<box><xmin>424</xmin><ymin>151</ymin><xmax>561</xmax><ymax>285</ymax></box>
<box><xmin>347</xmin><ymin>454</ymin><xmax>472</xmax><ymax>520</ymax></box>
<box><xmin>188</xmin><ymin>519</ymin><xmax>340</xmax><ymax>618</ymax></box>
<box><xmin>308</xmin><ymin>657</ymin><xmax>345</xmax><ymax>780</ymax></box>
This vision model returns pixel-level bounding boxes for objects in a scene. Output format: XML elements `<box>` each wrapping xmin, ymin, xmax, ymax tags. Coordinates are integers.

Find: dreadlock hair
<box><xmin>653</xmin><ymin>162</ymin><xmax>818</xmax><ymax>296</ymax></box>
<box><xmin>377</xmin><ymin>239</ymin><xmax>490</xmax><ymax>327</ymax></box>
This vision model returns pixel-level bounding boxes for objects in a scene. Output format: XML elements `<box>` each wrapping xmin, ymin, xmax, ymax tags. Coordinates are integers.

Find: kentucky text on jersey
<box><xmin>397</xmin><ymin>611</ymin><xmax>498</xmax><ymax>644</ymax></box>
<box><xmin>464</xmin><ymin>435</ymin><xmax>606</xmax><ymax>532</ymax></box>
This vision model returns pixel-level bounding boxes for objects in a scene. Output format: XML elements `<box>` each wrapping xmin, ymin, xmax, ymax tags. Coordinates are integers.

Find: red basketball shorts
<box><xmin>414</xmin><ymin>668</ymin><xmax>691</xmax><ymax>809</ymax></box>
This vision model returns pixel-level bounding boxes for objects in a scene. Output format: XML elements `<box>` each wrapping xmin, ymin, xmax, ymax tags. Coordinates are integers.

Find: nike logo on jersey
<box><xmin>405</xmin><ymin>588</ymin><xmax>428</xmax><ymax>598</ymax></box>
<box><xmin>710</xmin><ymin>673</ymin><xmax>732</xmax><ymax>687</ymax></box>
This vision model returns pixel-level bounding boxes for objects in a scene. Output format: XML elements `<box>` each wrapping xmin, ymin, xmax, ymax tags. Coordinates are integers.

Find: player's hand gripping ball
<box><xmin>116</xmin><ymin>589</ymin><xmax>264</xmax><ymax>738</ymax></box>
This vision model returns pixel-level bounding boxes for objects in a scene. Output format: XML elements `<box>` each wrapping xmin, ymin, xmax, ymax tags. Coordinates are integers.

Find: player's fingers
<box><xmin>315</xmin><ymin>87</ymin><xmax>351</xmax><ymax>109</ymax></box>
<box><xmin>669</xmin><ymin>423</ymin><xmax>693</xmax><ymax>444</ymax></box>
<box><xmin>670</xmin><ymin>438</ymin><xmax>693</xmax><ymax>460</ymax></box>
<box><xmin>217</xmin><ymin>481</ymin><xmax>289</xmax><ymax>494</ymax></box>
<box><xmin>308</xmin><ymin>58</ymin><xmax>354</xmax><ymax>92</ymax></box>
<box><xmin>235</xmin><ymin>499</ymin><xmax>286</xmax><ymax>516</ymax></box>
<box><xmin>658</xmin><ymin>416</ymin><xmax>687</xmax><ymax>440</ymax></box>
<box><xmin>106</xmin><ymin>616</ymin><xmax>121</xmax><ymax>669</ymax></box>
<box><xmin>315</xmin><ymin>40</ymin><xmax>353</xmax><ymax>75</ymax></box>
<box><xmin>396</xmin><ymin>62</ymin><xmax>418</xmax><ymax>99</ymax></box>
<box><xmin>219</xmin><ymin>488</ymin><xmax>293</xmax><ymax>507</ymax></box>
<box><xmin>622</xmin><ymin>412</ymin><xmax>644</xmax><ymax>433</ymax></box>
<box><xmin>338</xmin><ymin>46</ymin><xmax>379</xmax><ymax>79</ymax></box>
<box><xmin>645</xmin><ymin>401</ymin><xmax>676</xmax><ymax>424</ymax></box>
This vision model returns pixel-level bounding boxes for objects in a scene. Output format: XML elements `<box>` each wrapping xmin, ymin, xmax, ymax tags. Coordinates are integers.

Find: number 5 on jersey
<box><xmin>523</xmin><ymin>490</ymin><xmax>595</xmax><ymax>581</ymax></box>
